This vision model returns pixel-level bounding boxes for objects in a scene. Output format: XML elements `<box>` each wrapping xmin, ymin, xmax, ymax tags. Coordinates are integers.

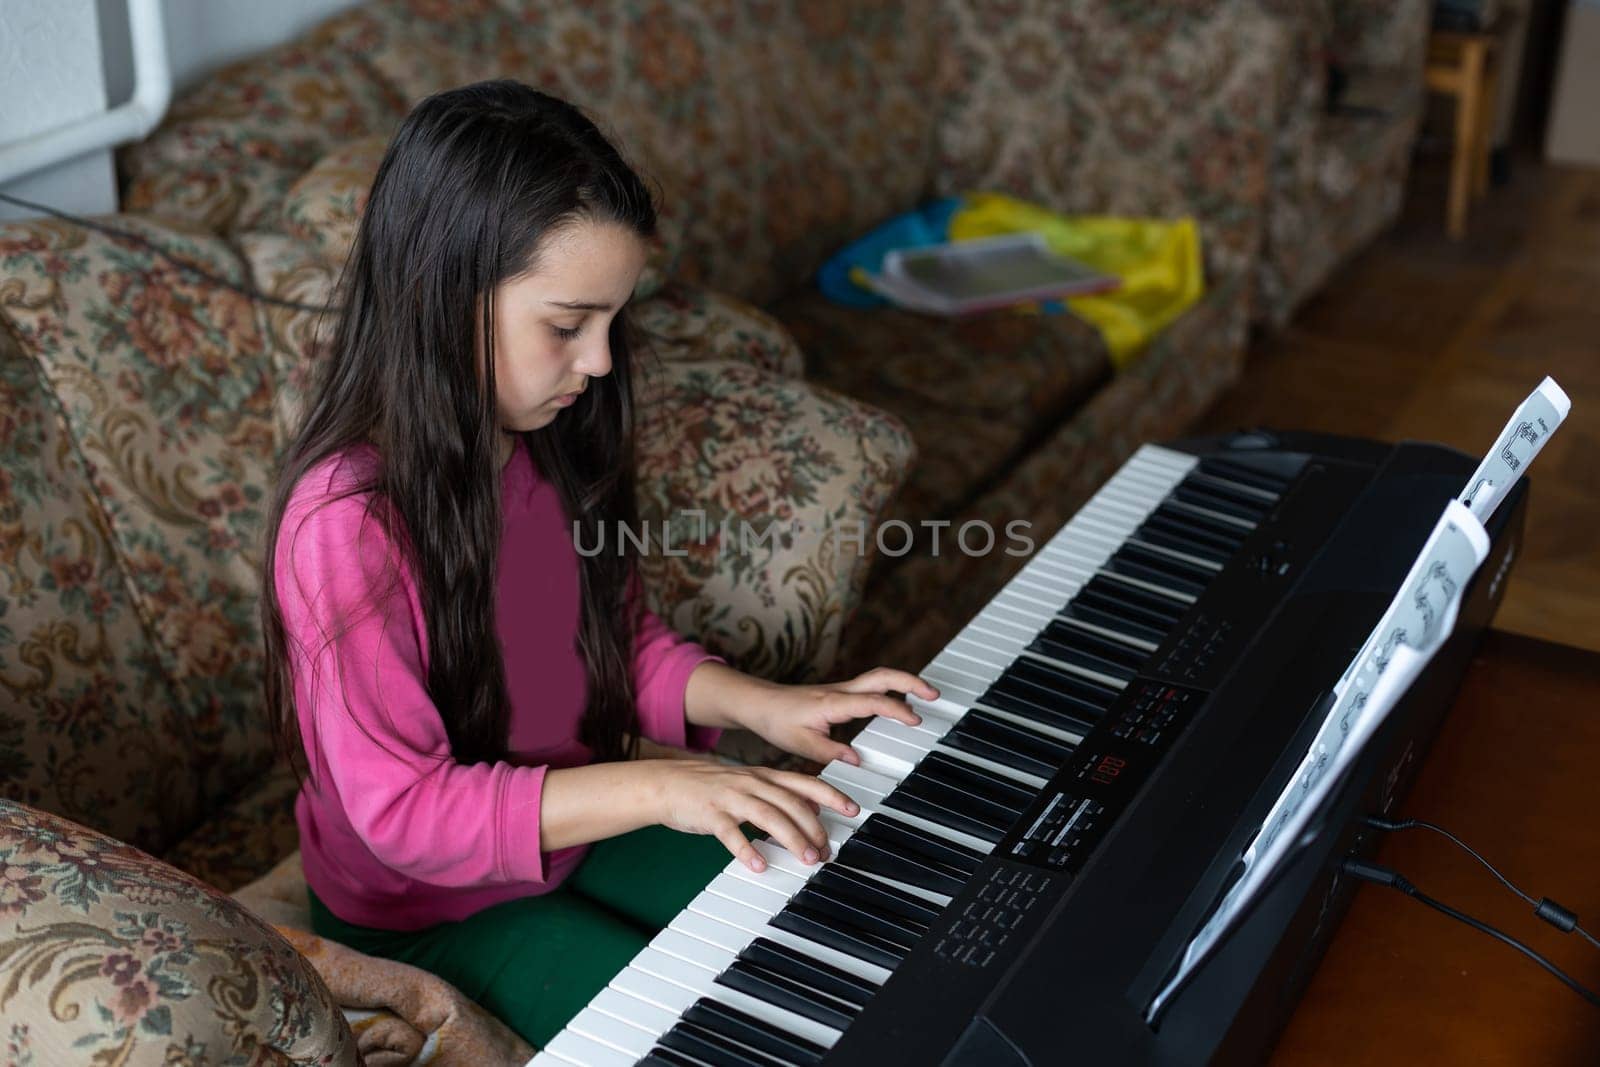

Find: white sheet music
<box><xmin>1148</xmin><ymin>376</ymin><xmax>1569</xmax><ymax>1021</ymax></box>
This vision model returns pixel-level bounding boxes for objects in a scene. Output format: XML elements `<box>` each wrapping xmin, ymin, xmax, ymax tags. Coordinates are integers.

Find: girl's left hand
<box><xmin>742</xmin><ymin>667</ymin><xmax>940</xmax><ymax>767</ymax></box>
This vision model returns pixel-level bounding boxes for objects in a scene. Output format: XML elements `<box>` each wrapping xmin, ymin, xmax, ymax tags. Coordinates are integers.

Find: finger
<box><xmin>783</xmin><ymin>727</ymin><xmax>856</xmax><ymax>768</ymax></box>
<box><xmin>840</xmin><ymin>667</ymin><xmax>940</xmax><ymax>701</ymax></box>
<box><xmin>738</xmin><ymin>796</ymin><xmax>820</xmax><ymax>866</ymax></box>
<box><xmin>760</xmin><ymin>768</ymin><xmax>860</xmax><ymax>819</ymax></box>
<box><xmin>824</xmin><ymin>693</ymin><xmax>922</xmax><ymax>727</ymax></box>
<box><xmin>712</xmin><ymin>816</ymin><xmax>764</xmax><ymax>873</ymax></box>
<box><xmin>755</xmin><ymin>780</ymin><xmax>831</xmax><ymax>857</ymax></box>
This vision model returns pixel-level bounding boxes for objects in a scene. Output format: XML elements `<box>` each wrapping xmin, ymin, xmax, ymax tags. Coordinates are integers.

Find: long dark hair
<box><xmin>261</xmin><ymin>80</ymin><xmax>656</xmax><ymax>776</ymax></box>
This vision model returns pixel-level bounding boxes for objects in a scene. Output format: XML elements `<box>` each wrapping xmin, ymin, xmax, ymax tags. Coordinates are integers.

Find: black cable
<box><xmin>1343</xmin><ymin>857</ymin><xmax>1600</xmax><ymax>1009</ymax></box>
<box><xmin>1366</xmin><ymin>814</ymin><xmax>1600</xmax><ymax>951</ymax></box>
<box><xmin>0</xmin><ymin>189</ymin><xmax>340</xmax><ymax>314</ymax></box>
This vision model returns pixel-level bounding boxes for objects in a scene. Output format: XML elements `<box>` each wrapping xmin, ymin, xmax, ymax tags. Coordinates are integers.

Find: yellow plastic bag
<box><xmin>947</xmin><ymin>193</ymin><xmax>1204</xmax><ymax>368</ymax></box>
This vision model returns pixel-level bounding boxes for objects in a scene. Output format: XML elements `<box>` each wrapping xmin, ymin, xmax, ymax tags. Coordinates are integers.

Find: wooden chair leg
<box><xmin>1448</xmin><ymin>46</ymin><xmax>1485</xmax><ymax>239</ymax></box>
<box><xmin>1474</xmin><ymin>54</ymin><xmax>1499</xmax><ymax>200</ymax></box>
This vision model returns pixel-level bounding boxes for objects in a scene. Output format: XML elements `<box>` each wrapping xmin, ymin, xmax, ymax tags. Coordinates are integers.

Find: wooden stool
<box><xmin>1425</xmin><ymin>23</ymin><xmax>1504</xmax><ymax>239</ymax></box>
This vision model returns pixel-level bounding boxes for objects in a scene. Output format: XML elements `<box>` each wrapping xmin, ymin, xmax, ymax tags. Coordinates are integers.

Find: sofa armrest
<box><xmin>0</xmin><ymin>800</ymin><xmax>355</xmax><ymax>1066</ymax></box>
<box><xmin>933</xmin><ymin>0</ymin><xmax>1293</xmax><ymax>292</ymax></box>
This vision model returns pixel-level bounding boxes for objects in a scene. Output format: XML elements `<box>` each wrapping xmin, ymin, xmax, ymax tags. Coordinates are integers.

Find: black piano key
<box><xmin>1031</xmin><ymin>620</ymin><xmax>1144</xmax><ymax>679</ymax></box>
<box><xmin>855</xmin><ymin>814</ymin><xmax>983</xmax><ymax>874</ymax></box>
<box><xmin>682</xmin><ymin>999</ymin><xmax>828</xmax><ymax>1067</ymax></box>
<box><xmin>1106</xmin><ymin>545</ymin><xmax>1209</xmax><ymax>599</ymax></box>
<box><xmin>1132</xmin><ymin>525</ymin><xmax>1232</xmax><ymax>566</ymax></box>
<box><xmin>644</xmin><ymin>1046</ymin><xmax>716</xmax><ymax>1067</ymax></box>
<box><xmin>1144</xmin><ymin>511</ymin><xmax>1242</xmax><ymax>556</ymax></box>
<box><xmin>1150</xmin><ymin>503</ymin><xmax>1248</xmax><ymax>547</ymax></box>
<box><xmin>916</xmin><ymin>750</ymin><xmax>1035</xmax><ymax>811</ymax></box>
<box><xmin>835</xmin><ymin>831</ymin><xmax>970</xmax><ymax>897</ymax></box>
<box><xmin>660</xmin><ymin>1021</ymin><xmax>784</xmax><ymax>1067</ymax></box>
<box><xmin>980</xmin><ymin>676</ymin><xmax>1100</xmax><ymax>737</ymax></box>
<box><xmin>743</xmin><ymin>938</ymin><xmax>878</xmax><ymax>1009</ymax></box>
<box><xmin>884</xmin><ymin>774</ymin><xmax>1009</xmax><ymax>840</ymax></box>
<box><xmin>771</xmin><ymin>901</ymin><xmax>906</xmax><ymax>971</ymax></box>
<box><xmin>1081</xmin><ymin>575</ymin><xmax>1186</xmax><ymax>626</ymax></box>
<box><xmin>716</xmin><ymin>959</ymin><xmax>857</xmax><ymax>1032</ymax></box>
<box><xmin>1198</xmin><ymin>456</ymin><xmax>1290</xmax><ymax>495</ymax></box>
<box><xmin>810</xmin><ymin>864</ymin><xmax>943</xmax><ymax>929</ymax></box>
<box><xmin>1003</xmin><ymin>657</ymin><xmax>1120</xmax><ymax>718</ymax></box>
<box><xmin>1058</xmin><ymin>599</ymin><xmax>1170</xmax><ymax>647</ymax></box>
<box><xmin>1171</xmin><ymin>482</ymin><xmax>1268</xmax><ymax>523</ymax></box>
<box><xmin>892</xmin><ymin>772</ymin><xmax>1017</xmax><ymax>836</ymax></box>
<box><xmin>940</xmin><ymin>711</ymin><xmax>1074</xmax><ymax>781</ymax></box>
<box><xmin>1182</xmin><ymin>471</ymin><xmax>1278</xmax><ymax>512</ymax></box>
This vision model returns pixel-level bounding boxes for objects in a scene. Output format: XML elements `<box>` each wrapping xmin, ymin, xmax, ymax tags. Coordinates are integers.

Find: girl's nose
<box><xmin>574</xmin><ymin>341</ymin><xmax>612</xmax><ymax>378</ymax></box>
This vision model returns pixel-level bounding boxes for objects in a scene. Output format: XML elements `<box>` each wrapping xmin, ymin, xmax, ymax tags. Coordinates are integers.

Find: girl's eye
<box><xmin>552</xmin><ymin>323</ymin><xmax>583</xmax><ymax>341</ymax></box>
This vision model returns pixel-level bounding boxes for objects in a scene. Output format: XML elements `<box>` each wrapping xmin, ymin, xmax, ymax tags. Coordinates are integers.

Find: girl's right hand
<box><xmin>650</xmin><ymin>760</ymin><xmax>860</xmax><ymax>873</ymax></box>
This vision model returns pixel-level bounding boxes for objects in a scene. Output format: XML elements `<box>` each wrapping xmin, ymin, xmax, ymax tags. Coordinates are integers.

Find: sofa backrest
<box><xmin>121</xmin><ymin>0</ymin><xmax>943</xmax><ymax>308</ymax></box>
<box><xmin>0</xmin><ymin>220</ymin><xmax>281</xmax><ymax>855</ymax></box>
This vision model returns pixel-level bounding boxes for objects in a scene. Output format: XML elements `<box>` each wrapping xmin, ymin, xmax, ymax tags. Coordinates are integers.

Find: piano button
<box><xmin>772</xmin><ymin>900</ymin><xmax>906</xmax><ymax>970</ymax></box>
<box><xmin>658</xmin><ymin>1021</ymin><xmax>782</xmax><ymax>1067</ymax></box>
<box><xmin>544</xmin><ymin>1026</ymin><xmax>639</xmax><ymax>1066</ymax></box>
<box><xmin>682</xmin><ymin>999</ymin><xmax>829</xmax><ymax>1067</ymax></box>
<box><xmin>630</xmin><ymin>948</ymin><xmax>843</xmax><ymax>1050</ymax></box>
<box><xmin>717</xmin><ymin>958</ymin><xmax>857</xmax><ymax>1031</ymax></box>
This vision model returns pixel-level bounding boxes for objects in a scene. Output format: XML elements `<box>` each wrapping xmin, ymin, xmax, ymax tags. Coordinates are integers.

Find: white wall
<box><xmin>1</xmin><ymin>0</ymin><xmax>362</xmax><ymax>222</ymax></box>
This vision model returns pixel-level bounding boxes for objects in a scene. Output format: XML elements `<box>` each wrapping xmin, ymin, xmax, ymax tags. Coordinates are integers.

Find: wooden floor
<box><xmin>1197</xmin><ymin>159</ymin><xmax>1600</xmax><ymax>653</ymax></box>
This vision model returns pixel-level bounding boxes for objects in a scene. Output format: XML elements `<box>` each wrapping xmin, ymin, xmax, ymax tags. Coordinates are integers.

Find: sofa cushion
<box><xmin>633</xmin><ymin>357</ymin><xmax>916</xmax><ymax>683</ymax></box>
<box><xmin>0</xmin><ymin>219</ymin><xmax>280</xmax><ymax>848</ymax></box>
<box><xmin>0</xmin><ymin>799</ymin><xmax>355</xmax><ymax>1065</ymax></box>
<box><xmin>769</xmin><ymin>292</ymin><xmax>1113</xmax><ymax>531</ymax></box>
<box><xmin>163</xmin><ymin>763</ymin><xmax>302</xmax><ymax>895</ymax></box>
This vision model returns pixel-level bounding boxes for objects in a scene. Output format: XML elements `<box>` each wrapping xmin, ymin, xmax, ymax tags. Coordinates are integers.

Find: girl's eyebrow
<box><xmin>546</xmin><ymin>299</ymin><xmax>612</xmax><ymax>311</ymax></box>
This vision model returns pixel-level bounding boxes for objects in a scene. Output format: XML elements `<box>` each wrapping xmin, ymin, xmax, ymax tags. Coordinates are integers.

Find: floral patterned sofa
<box><xmin>0</xmin><ymin>0</ymin><xmax>1422</xmax><ymax>1061</ymax></box>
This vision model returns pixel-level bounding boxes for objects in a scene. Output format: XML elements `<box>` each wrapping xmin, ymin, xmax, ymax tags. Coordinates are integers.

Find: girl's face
<box><xmin>489</xmin><ymin>218</ymin><xmax>647</xmax><ymax>434</ymax></box>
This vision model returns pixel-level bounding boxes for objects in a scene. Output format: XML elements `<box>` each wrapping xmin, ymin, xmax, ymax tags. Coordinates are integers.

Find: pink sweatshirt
<box><xmin>277</xmin><ymin>436</ymin><xmax>723</xmax><ymax>930</ymax></box>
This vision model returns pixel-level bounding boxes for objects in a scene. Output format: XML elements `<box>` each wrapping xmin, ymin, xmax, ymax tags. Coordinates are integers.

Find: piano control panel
<box><xmin>933</xmin><ymin>866</ymin><xmax>1054</xmax><ymax>968</ymax></box>
<box><xmin>1004</xmin><ymin>681</ymin><xmax>1206</xmax><ymax>875</ymax></box>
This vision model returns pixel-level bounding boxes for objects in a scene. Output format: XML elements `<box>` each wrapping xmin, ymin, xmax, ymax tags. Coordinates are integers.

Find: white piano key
<box><xmin>706</xmin><ymin>873</ymin><xmax>788</xmax><ymax>917</ymax></box>
<box><xmin>589</xmin><ymin>987</ymin><xmax>682</xmax><ymax>1041</ymax></box>
<box><xmin>671</xmin><ymin>904</ymin><xmax>893</xmax><ymax>987</ymax></box>
<box><xmin>942</xmin><ymin>637</ymin><xmax>1012</xmax><ymax>674</ymax></box>
<box><xmin>670</xmin><ymin>908</ymin><xmax>753</xmax><ymax>953</ymax></box>
<box><xmin>964</xmin><ymin>612</ymin><xmax>1040</xmax><ymax>647</ymax></box>
<box><xmin>723</xmin><ymin>855</ymin><xmax>810</xmax><ymax>899</ymax></box>
<box><xmin>852</xmin><ymin>727</ymin><xmax>934</xmax><ymax>778</ymax></box>
<box><xmin>688</xmin><ymin>886</ymin><xmax>780</xmax><ymax>937</ymax></box>
<box><xmin>860</xmin><ymin>716</ymin><xmax>942</xmax><ymax>754</ymax></box>
<box><xmin>628</xmin><ymin>946</ymin><xmax>843</xmax><ymax>1050</ymax></box>
<box><xmin>543</xmin><ymin>1026</ymin><xmax>636</xmax><ymax>1067</ymax></box>
<box><xmin>611</xmin><ymin>965</ymin><xmax>700</xmax><ymax>1015</ymax></box>
<box><xmin>821</xmin><ymin>760</ymin><xmax>901</xmax><ymax>801</ymax></box>
<box><xmin>652</xmin><ymin>927</ymin><xmax>737</xmax><ymax>975</ymax></box>
<box><xmin>566</xmin><ymin>1006</ymin><xmax>655</xmax><ymax>1058</ymax></box>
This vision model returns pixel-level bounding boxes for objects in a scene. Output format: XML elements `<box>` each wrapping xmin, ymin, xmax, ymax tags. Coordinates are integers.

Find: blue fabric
<box><xmin>816</xmin><ymin>196</ymin><xmax>963</xmax><ymax>308</ymax></box>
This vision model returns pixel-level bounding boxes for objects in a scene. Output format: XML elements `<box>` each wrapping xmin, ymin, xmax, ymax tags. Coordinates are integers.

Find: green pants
<box><xmin>308</xmin><ymin>824</ymin><xmax>732</xmax><ymax>1048</ymax></box>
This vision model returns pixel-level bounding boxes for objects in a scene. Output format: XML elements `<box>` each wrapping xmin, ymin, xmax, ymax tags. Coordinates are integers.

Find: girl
<box><xmin>258</xmin><ymin>80</ymin><xmax>938</xmax><ymax>1048</ymax></box>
